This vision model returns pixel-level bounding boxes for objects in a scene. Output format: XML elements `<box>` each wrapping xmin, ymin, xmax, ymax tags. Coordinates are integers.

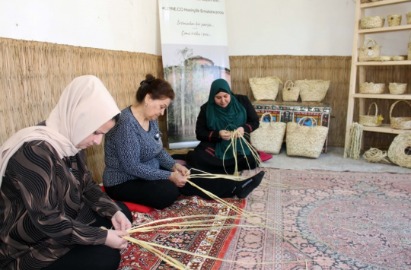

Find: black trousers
<box><xmin>105</xmin><ymin>178</ymin><xmax>180</xmax><ymax>210</ymax></box>
<box><xmin>186</xmin><ymin>147</ymin><xmax>258</xmax><ymax>175</ymax></box>
<box><xmin>43</xmin><ymin>202</ymin><xmax>132</xmax><ymax>270</ymax></box>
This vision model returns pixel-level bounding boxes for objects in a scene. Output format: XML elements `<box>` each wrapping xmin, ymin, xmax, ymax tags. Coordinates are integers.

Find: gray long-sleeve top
<box><xmin>103</xmin><ymin>106</ymin><xmax>175</xmax><ymax>187</ymax></box>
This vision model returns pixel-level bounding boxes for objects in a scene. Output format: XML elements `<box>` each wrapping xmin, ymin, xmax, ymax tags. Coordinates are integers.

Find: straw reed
<box><xmin>363</xmin><ymin>148</ymin><xmax>391</xmax><ymax>164</ymax></box>
<box><xmin>344</xmin><ymin>123</ymin><xmax>363</xmax><ymax>159</ymax></box>
<box><xmin>388</xmin><ymin>133</ymin><xmax>411</xmax><ymax>168</ymax></box>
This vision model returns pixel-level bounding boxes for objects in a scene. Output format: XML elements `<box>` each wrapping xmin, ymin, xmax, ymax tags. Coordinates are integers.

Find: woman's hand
<box><xmin>172</xmin><ymin>163</ymin><xmax>190</xmax><ymax>176</ymax></box>
<box><xmin>219</xmin><ymin>130</ymin><xmax>232</xmax><ymax>140</ymax></box>
<box><xmin>169</xmin><ymin>171</ymin><xmax>188</xmax><ymax>187</ymax></box>
<box><xmin>111</xmin><ymin>210</ymin><xmax>132</xmax><ymax>231</ymax></box>
<box><xmin>235</xmin><ymin>127</ymin><xmax>245</xmax><ymax>138</ymax></box>
<box><xmin>105</xmin><ymin>229</ymin><xmax>129</xmax><ymax>250</ymax></box>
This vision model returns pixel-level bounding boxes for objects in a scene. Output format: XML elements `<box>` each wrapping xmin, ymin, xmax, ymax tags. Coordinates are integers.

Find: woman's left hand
<box><xmin>173</xmin><ymin>163</ymin><xmax>190</xmax><ymax>176</ymax></box>
<box><xmin>111</xmin><ymin>210</ymin><xmax>132</xmax><ymax>231</ymax></box>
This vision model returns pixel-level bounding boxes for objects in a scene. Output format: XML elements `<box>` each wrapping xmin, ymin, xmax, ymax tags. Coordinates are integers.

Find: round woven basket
<box><xmin>359</xmin><ymin>82</ymin><xmax>385</xmax><ymax>94</ymax></box>
<box><xmin>360</xmin><ymin>16</ymin><xmax>385</xmax><ymax>29</ymax></box>
<box><xmin>388</xmin><ymin>133</ymin><xmax>411</xmax><ymax>168</ymax></box>
<box><xmin>389</xmin><ymin>83</ymin><xmax>407</xmax><ymax>94</ymax></box>
<box><xmin>390</xmin><ymin>100</ymin><xmax>411</xmax><ymax>130</ymax></box>
<box><xmin>359</xmin><ymin>102</ymin><xmax>382</xmax><ymax>127</ymax></box>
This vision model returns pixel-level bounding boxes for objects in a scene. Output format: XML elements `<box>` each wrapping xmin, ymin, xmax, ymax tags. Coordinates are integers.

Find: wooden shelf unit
<box><xmin>344</xmin><ymin>0</ymin><xmax>411</xmax><ymax>150</ymax></box>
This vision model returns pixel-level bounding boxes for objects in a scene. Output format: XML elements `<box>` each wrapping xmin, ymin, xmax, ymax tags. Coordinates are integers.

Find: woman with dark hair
<box><xmin>103</xmin><ymin>74</ymin><xmax>190</xmax><ymax>210</ymax></box>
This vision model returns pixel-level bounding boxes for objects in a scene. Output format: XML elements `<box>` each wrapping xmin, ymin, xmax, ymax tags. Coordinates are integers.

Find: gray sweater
<box><xmin>103</xmin><ymin>106</ymin><xmax>175</xmax><ymax>186</ymax></box>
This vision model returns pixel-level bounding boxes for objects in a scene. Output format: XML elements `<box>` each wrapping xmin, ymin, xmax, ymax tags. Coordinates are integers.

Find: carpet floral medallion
<box><xmin>220</xmin><ymin>168</ymin><xmax>411</xmax><ymax>270</ymax></box>
<box><xmin>118</xmin><ymin>196</ymin><xmax>245</xmax><ymax>270</ymax></box>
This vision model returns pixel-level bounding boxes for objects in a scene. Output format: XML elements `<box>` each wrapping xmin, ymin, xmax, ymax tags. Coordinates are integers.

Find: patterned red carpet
<box><xmin>220</xmin><ymin>168</ymin><xmax>411</xmax><ymax>270</ymax></box>
<box><xmin>118</xmin><ymin>196</ymin><xmax>246</xmax><ymax>270</ymax></box>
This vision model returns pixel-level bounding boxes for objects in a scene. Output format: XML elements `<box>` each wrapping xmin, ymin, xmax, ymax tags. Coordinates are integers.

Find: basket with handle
<box><xmin>294</xmin><ymin>79</ymin><xmax>330</xmax><ymax>102</ymax></box>
<box><xmin>282</xmin><ymin>80</ymin><xmax>300</xmax><ymax>101</ymax></box>
<box><xmin>250</xmin><ymin>112</ymin><xmax>286</xmax><ymax>154</ymax></box>
<box><xmin>358</xmin><ymin>39</ymin><xmax>381</xmax><ymax>62</ymax></box>
<box><xmin>359</xmin><ymin>102</ymin><xmax>383</xmax><ymax>127</ymax></box>
<box><xmin>389</xmin><ymin>100</ymin><xmax>411</xmax><ymax>129</ymax></box>
<box><xmin>249</xmin><ymin>76</ymin><xmax>282</xmax><ymax>101</ymax></box>
<box><xmin>285</xmin><ymin>116</ymin><xmax>329</xmax><ymax>158</ymax></box>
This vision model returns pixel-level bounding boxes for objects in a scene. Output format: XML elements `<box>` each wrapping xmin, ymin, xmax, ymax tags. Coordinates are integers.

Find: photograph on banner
<box><xmin>159</xmin><ymin>0</ymin><xmax>230</xmax><ymax>149</ymax></box>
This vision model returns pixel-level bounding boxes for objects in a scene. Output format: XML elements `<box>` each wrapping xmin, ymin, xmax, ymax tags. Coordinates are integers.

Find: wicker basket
<box><xmin>387</xmin><ymin>14</ymin><xmax>402</xmax><ymax>27</ymax></box>
<box><xmin>406</xmin><ymin>11</ymin><xmax>411</xmax><ymax>24</ymax></box>
<box><xmin>388</xmin><ymin>133</ymin><xmax>411</xmax><ymax>168</ymax></box>
<box><xmin>294</xmin><ymin>79</ymin><xmax>330</xmax><ymax>102</ymax></box>
<box><xmin>389</xmin><ymin>83</ymin><xmax>407</xmax><ymax>95</ymax></box>
<box><xmin>286</xmin><ymin>117</ymin><xmax>329</xmax><ymax>158</ymax></box>
<box><xmin>250</xmin><ymin>112</ymin><xmax>286</xmax><ymax>155</ymax></box>
<box><xmin>358</xmin><ymin>39</ymin><xmax>381</xmax><ymax>62</ymax></box>
<box><xmin>249</xmin><ymin>76</ymin><xmax>282</xmax><ymax>101</ymax></box>
<box><xmin>359</xmin><ymin>102</ymin><xmax>383</xmax><ymax>127</ymax></box>
<box><xmin>359</xmin><ymin>82</ymin><xmax>385</xmax><ymax>94</ymax></box>
<box><xmin>389</xmin><ymin>100</ymin><xmax>411</xmax><ymax>130</ymax></box>
<box><xmin>282</xmin><ymin>80</ymin><xmax>300</xmax><ymax>101</ymax></box>
<box><xmin>360</xmin><ymin>16</ymin><xmax>385</xmax><ymax>29</ymax></box>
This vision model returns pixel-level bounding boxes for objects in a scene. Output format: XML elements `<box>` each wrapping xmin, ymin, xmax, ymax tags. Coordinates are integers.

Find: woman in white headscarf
<box><xmin>0</xmin><ymin>75</ymin><xmax>132</xmax><ymax>270</ymax></box>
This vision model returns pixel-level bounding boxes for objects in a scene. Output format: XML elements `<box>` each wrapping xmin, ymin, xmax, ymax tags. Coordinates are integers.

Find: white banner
<box><xmin>159</xmin><ymin>0</ymin><xmax>230</xmax><ymax>149</ymax></box>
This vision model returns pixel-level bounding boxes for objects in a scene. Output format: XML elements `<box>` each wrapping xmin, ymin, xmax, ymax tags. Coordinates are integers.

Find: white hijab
<box><xmin>0</xmin><ymin>75</ymin><xmax>120</xmax><ymax>183</ymax></box>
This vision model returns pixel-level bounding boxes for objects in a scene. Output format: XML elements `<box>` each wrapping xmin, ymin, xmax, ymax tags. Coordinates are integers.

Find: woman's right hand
<box><xmin>219</xmin><ymin>130</ymin><xmax>232</xmax><ymax>140</ymax></box>
<box><xmin>105</xmin><ymin>229</ymin><xmax>129</xmax><ymax>250</ymax></box>
<box><xmin>169</xmin><ymin>171</ymin><xmax>187</xmax><ymax>187</ymax></box>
